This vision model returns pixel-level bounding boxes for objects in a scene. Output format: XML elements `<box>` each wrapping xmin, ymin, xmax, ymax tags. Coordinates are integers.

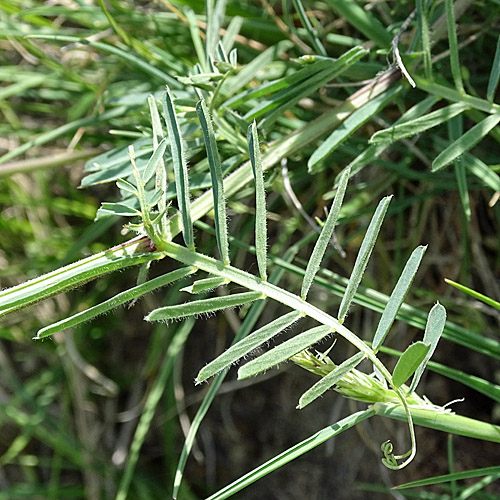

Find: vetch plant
<box><xmin>2</xmin><ymin>86</ymin><xmax>500</xmax><ymax>497</ymax></box>
<box><xmin>2</xmin><ymin>1</ymin><xmax>500</xmax><ymax>499</ymax></box>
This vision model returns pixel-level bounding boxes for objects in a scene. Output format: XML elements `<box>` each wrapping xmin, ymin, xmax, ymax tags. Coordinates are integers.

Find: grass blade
<box><xmin>338</xmin><ymin>196</ymin><xmax>392</xmax><ymax>322</ymax></box>
<box><xmin>372</xmin><ymin>246</ymin><xmax>427</xmax><ymax>351</ymax></box>
<box><xmin>25</xmin><ymin>34</ymin><xmax>180</xmax><ymax>88</ymax></box>
<box><xmin>445</xmin><ymin>279</ymin><xmax>500</xmax><ymax>311</ymax></box>
<box><xmin>0</xmin><ymin>106</ymin><xmax>128</xmax><ymax>166</ymax></box>
<box><xmin>35</xmin><ymin>267</ymin><xmax>195</xmax><ymax>338</ymax></box>
<box><xmin>197</xmin><ymin>311</ymin><xmax>303</xmax><ymax>383</ymax></box>
<box><xmin>238</xmin><ymin>325</ymin><xmax>333</xmax><ymax>379</ymax></box>
<box><xmin>487</xmin><ymin>36</ymin><xmax>500</xmax><ymax>102</ymax></box>
<box><xmin>369</xmin><ymin>102</ymin><xmax>468</xmax><ymax>145</ymax></box>
<box><xmin>145</xmin><ymin>291</ymin><xmax>262</xmax><ymax>321</ymax></box>
<box><xmin>339</xmin><ymin>96</ymin><xmax>438</xmax><ymax>180</ymax></box>
<box><xmin>432</xmin><ymin>113</ymin><xmax>500</xmax><ymax>171</ymax></box>
<box><xmin>196</xmin><ymin>98</ymin><xmax>230</xmax><ymax>263</ymax></box>
<box><xmin>116</xmin><ymin>319</ymin><xmax>196</xmax><ymax>500</ymax></box>
<box><xmin>297</xmin><ymin>351</ymin><xmax>365</xmax><ymax>408</ymax></box>
<box><xmin>292</xmin><ymin>0</ymin><xmax>327</xmax><ymax>56</ymax></box>
<box><xmin>247</xmin><ymin>121</ymin><xmax>267</xmax><ymax>280</ymax></box>
<box><xmin>308</xmin><ymin>85</ymin><xmax>402</xmax><ymax>171</ymax></box>
<box><xmin>0</xmin><ymin>237</ymin><xmax>162</xmax><ymax>316</ymax></box>
<box><xmin>394</xmin><ymin>466</ymin><xmax>500</xmax><ymax>490</ymax></box>
<box><xmin>449</xmin><ymin>114</ymin><xmax>471</xmax><ymax>220</ymax></box>
<box><xmin>206</xmin><ymin>409</ymin><xmax>375</xmax><ymax>500</ymax></box>
<box><xmin>301</xmin><ymin>167</ymin><xmax>350</xmax><ymax>299</ymax></box>
<box><xmin>410</xmin><ymin>302</ymin><xmax>447</xmax><ymax>392</ymax></box>
<box><xmin>325</xmin><ymin>0</ymin><xmax>392</xmax><ymax>48</ymax></box>
<box><xmin>163</xmin><ymin>87</ymin><xmax>194</xmax><ymax>249</ymax></box>
<box><xmin>259</xmin><ymin>48</ymin><xmax>370</xmax><ymax>129</ymax></box>
<box><xmin>416</xmin><ymin>0</ymin><xmax>432</xmax><ymax>78</ymax></box>
<box><xmin>185</xmin><ymin>6</ymin><xmax>207</xmax><ymax>72</ymax></box>
<box><xmin>224</xmin><ymin>56</ymin><xmax>333</xmax><ymax>109</ymax></box>
<box><xmin>465</xmin><ymin>155</ymin><xmax>500</xmax><ymax>192</ymax></box>
<box><xmin>444</xmin><ymin>0</ymin><xmax>464</xmax><ymax>93</ymax></box>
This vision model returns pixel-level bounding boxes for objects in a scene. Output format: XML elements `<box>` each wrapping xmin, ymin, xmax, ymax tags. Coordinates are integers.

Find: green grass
<box><xmin>1</xmin><ymin>1</ymin><xmax>500</xmax><ymax>499</ymax></box>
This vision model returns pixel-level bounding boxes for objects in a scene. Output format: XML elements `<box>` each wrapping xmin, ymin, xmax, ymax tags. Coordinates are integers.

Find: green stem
<box><xmin>373</xmin><ymin>402</ymin><xmax>500</xmax><ymax>443</ymax></box>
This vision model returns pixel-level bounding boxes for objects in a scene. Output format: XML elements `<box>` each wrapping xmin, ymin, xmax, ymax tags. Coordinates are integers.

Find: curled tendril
<box><xmin>378</xmin><ymin>391</ymin><xmax>417</xmax><ymax>470</ymax></box>
<box><xmin>381</xmin><ymin>440</ymin><xmax>398</xmax><ymax>468</ymax></box>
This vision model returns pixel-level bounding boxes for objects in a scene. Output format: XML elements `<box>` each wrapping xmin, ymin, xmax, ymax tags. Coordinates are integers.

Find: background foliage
<box><xmin>0</xmin><ymin>0</ymin><xmax>499</xmax><ymax>499</ymax></box>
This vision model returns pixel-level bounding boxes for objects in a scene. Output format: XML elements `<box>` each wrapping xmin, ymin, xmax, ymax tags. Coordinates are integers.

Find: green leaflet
<box><xmin>297</xmin><ymin>351</ymin><xmax>365</xmax><ymax>408</ymax></box>
<box><xmin>338</xmin><ymin>196</ymin><xmax>392</xmax><ymax>322</ymax></box>
<box><xmin>180</xmin><ymin>276</ymin><xmax>229</xmax><ymax>294</ymax></box>
<box><xmin>247</xmin><ymin>121</ymin><xmax>267</xmax><ymax>281</ymax></box>
<box><xmin>145</xmin><ymin>291</ymin><xmax>263</xmax><ymax>321</ymax></box>
<box><xmin>369</xmin><ymin>102</ymin><xmax>468</xmax><ymax>145</ymax></box>
<box><xmin>141</xmin><ymin>138</ymin><xmax>167</xmax><ymax>185</ymax></box>
<box><xmin>410</xmin><ymin>303</ymin><xmax>447</xmax><ymax>392</ymax></box>
<box><xmin>392</xmin><ymin>341</ymin><xmax>430</xmax><ymax>389</ymax></box>
<box><xmin>164</xmin><ymin>88</ymin><xmax>194</xmax><ymax>249</ymax></box>
<box><xmin>35</xmin><ymin>267</ymin><xmax>196</xmax><ymax>339</ymax></box>
<box><xmin>301</xmin><ymin>167</ymin><xmax>349</xmax><ymax>299</ymax></box>
<box><xmin>372</xmin><ymin>246</ymin><xmax>427</xmax><ymax>351</ymax></box>
<box><xmin>196</xmin><ymin>98</ymin><xmax>230</xmax><ymax>264</ymax></box>
<box><xmin>238</xmin><ymin>325</ymin><xmax>333</xmax><ymax>379</ymax></box>
<box><xmin>196</xmin><ymin>311</ymin><xmax>303</xmax><ymax>383</ymax></box>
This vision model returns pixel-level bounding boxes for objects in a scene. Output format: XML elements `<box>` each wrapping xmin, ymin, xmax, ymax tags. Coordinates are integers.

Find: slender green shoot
<box><xmin>292</xmin><ymin>0</ymin><xmax>327</xmax><ymax>56</ymax></box>
<box><xmin>115</xmin><ymin>319</ymin><xmax>196</xmax><ymax>500</ymax></box>
<box><xmin>432</xmin><ymin>113</ymin><xmax>500</xmax><ymax>171</ymax></box>
<box><xmin>416</xmin><ymin>0</ymin><xmax>432</xmax><ymax>79</ymax></box>
<box><xmin>445</xmin><ymin>0</ymin><xmax>464</xmax><ymax>94</ymax></box>
<box><xmin>445</xmin><ymin>279</ymin><xmax>500</xmax><ymax>311</ymax></box>
<box><xmin>394</xmin><ymin>465</ymin><xmax>500</xmax><ymax>490</ymax></box>
<box><xmin>205</xmin><ymin>409</ymin><xmax>376</xmax><ymax>500</ymax></box>
<box><xmin>486</xmin><ymin>36</ymin><xmax>500</xmax><ymax>102</ymax></box>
